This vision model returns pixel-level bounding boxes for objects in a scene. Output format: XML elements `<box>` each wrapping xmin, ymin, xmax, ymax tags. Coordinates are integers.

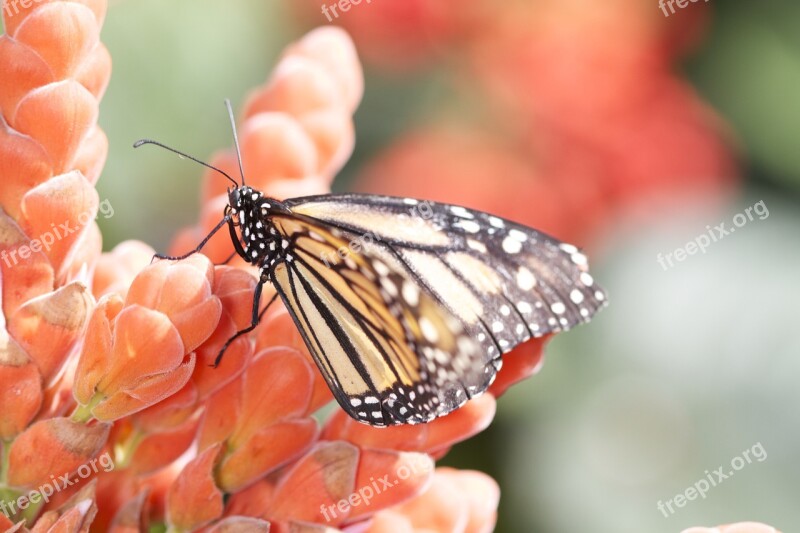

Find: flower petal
<box><xmin>166</xmin><ymin>444</ymin><xmax>224</xmax><ymax>531</ymax></box>
<box><xmin>0</xmin><ymin>37</ymin><xmax>55</xmax><ymax>122</ymax></box>
<box><xmin>92</xmin><ymin>240</ymin><xmax>155</xmax><ymax>300</ymax></box>
<box><xmin>0</xmin><ymin>331</ymin><xmax>42</xmax><ymax>438</ymax></box>
<box><xmin>269</xmin><ymin>441</ymin><xmax>359</xmax><ymax>523</ymax></box>
<box><xmin>230</xmin><ymin>347</ymin><xmax>314</xmax><ymax>446</ymax></box>
<box><xmin>347</xmin><ymin>450</ymin><xmax>434</xmax><ymax>522</ymax></box>
<box><xmin>6</xmin><ymin>417</ymin><xmax>110</xmax><ymax>490</ymax></box>
<box><xmin>129</xmin><ymin>414</ymin><xmax>201</xmax><ymax>476</ymax></box>
<box><xmin>9</xmin><ymin>280</ymin><xmax>93</xmax><ymax>383</ymax></box>
<box><xmin>107</xmin><ymin>489</ymin><xmax>149</xmax><ymax>533</ymax></box>
<box><xmin>218</xmin><ymin>418</ymin><xmax>318</xmax><ymax>493</ymax></box>
<box><xmin>14</xmin><ymin>2</ymin><xmax>100</xmax><ymax>80</ymax></box>
<box><xmin>206</xmin><ymin>517</ymin><xmax>272</xmax><ymax>533</ymax></box>
<box><xmin>283</xmin><ymin>27</ymin><xmax>364</xmax><ymax>114</ymax></box>
<box><xmin>0</xmin><ymin>209</ymin><xmax>55</xmax><ymax>317</ymax></box>
<box><xmin>92</xmin><ymin>353</ymin><xmax>195</xmax><ymax>421</ymax></box>
<box><xmin>95</xmin><ymin>306</ymin><xmax>185</xmax><ymax>395</ymax></box>
<box><xmin>0</xmin><ymin>116</ymin><xmax>53</xmax><ymax>221</ymax></box>
<box><xmin>488</xmin><ymin>337</ymin><xmax>548</xmax><ymax>397</ymax></box>
<box><xmin>20</xmin><ymin>169</ymin><xmax>99</xmax><ymax>273</ymax></box>
<box><xmin>14</xmin><ymin>81</ymin><xmax>98</xmax><ymax>174</ymax></box>
<box><xmin>72</xmin><ymin>293</ymin><xmax>123</xmax><ymax>405</ymax></box>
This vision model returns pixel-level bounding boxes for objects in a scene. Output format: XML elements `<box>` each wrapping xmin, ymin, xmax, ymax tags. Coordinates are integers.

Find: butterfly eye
<box><xmin>228</xmin><ymin>188</ymin><xmax>241</xmax><ymax>207</ymax></box>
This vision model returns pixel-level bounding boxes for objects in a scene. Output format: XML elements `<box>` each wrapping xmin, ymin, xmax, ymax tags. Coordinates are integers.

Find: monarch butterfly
<box><xmin>135</xmin><ymin>101</ymin><xmax>607</xmax><ymax>427</ymax></box>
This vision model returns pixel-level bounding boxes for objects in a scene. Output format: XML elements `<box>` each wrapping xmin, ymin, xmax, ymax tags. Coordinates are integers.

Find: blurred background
<box><xmin>93</xmin><ymin>1</ymin><xmax>799</xmax><ymax>531</ymax></box>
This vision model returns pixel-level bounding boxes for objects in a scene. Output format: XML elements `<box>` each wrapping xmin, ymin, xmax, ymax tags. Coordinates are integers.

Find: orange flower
<box><xmin>353</xmin><ymin>126</ymin><xmax>570</xmax><ymax>238</ymax></box>
<box><xmin>171</xmin><ymin>26</ymin><xmax>362</xmax><ymax>265</ymax></box>
<box><xmin>333</xmin><ymin>0</ymin><xmax>738</xmax><ymax>244</ymax></box>
<box><xmin>236</xmin><ymin>441</ymin><xmax>434</xmax><ymax>529</ymax></box>
<box><xmin>198</xmin><ymin>347</ymin><xmax>319</xmax><ymax>492</ymax></box>
<box><xmin>92</xmin><ymin>240</ymin><xmax>155</xmax><ymax>300</ymax></box>
<box><xmin>1</xmin><ymin>0</ymin><xmax>110</xmax><ymax>526</ymax></box>
<box><xmin>72</xmin><ymin>254</ymin><xmax>220</xmax><ymax>421</ymax></box>
<box><xmin>165</xmin><ymin>444</ymin><xmax>225</xmax><ymax>531</ymax></box>
<box><xmin>366</xmin><ymin>468</ymin><xmax>499</xmax><ymax>533</ymax></box>
<box><xmin>288</xmin><ymin>0</ymin><xmax>482</xmax><ymax>71</ymax></box>
<box><xmin>5</xmin><ymin>418</ymin><xmax>109</xmax><ymax>491</ymax></box>
<box><xmin>26</xmin><ymin>480</ymin><xmax>99</xmax><ymax>533</ymax></box>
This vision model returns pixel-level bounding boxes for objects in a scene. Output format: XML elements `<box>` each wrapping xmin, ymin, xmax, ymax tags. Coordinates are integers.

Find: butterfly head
<box><xmin>226</xmin><ymin>185</ymin><xmax>266</xmax><ymax>224</ymax></box>
<box><xmin>226</xmin><ymin>185</ymin><xmax>289</xmax><ymax>266</ymax></box>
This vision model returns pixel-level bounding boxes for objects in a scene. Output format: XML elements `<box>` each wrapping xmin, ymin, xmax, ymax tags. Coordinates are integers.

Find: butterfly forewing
<box><xmin>286</xmin><ymin>194</ymin><xmax>607</xmax><ymax>350</ymax></box>
<box><xmin>269</xmin><ymin>215</ymin><xmax>493</xmax><ymax>426</ymax></box>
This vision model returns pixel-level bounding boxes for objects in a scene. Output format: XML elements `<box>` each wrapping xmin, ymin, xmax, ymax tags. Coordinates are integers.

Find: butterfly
<box><xmin>135</xmin><ymin>101</ymin><xmax>607</xmax><ymax>427</ymax></box>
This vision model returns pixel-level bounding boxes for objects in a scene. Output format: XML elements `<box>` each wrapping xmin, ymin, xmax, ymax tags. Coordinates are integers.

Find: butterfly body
<box><xmin>226</xmin><ymin>186</ymin><xmax>288</xmax><ymax>269</ymax></box>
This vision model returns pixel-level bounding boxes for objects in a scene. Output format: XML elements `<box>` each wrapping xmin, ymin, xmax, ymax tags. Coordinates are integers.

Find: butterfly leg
<box><xmin>153</xmin><ymin>215</ymin><xmax>230</xmax><ymax>262</ymax></box>
<box><xmin>212</xmin><ymin>278</ymin><xmax>279</xmax><ymax>368</ymax></box>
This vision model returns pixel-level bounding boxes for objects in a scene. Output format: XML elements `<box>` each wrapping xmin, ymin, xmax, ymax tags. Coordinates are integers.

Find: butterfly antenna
<box><xmin>225</xmin><ymin>99</ymin><xmax>246</xmax><ymax>186</ymax></box>
<box><xmin>133</xmin><ymin>139</ymin><xmax>239</xmax><ymax>188</ymax></box>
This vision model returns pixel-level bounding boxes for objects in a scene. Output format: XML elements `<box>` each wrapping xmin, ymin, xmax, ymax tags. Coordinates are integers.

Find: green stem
<box><xmin>114</xmin><ymin>429</ymin><xmax>145</xmax><ymax>469</ymax></box>
<box><xmin>70</xmin><ymin>393</ymin><xmax>104</xmax><ymax>423</ymax></box>
<box><xmin>0</xmin><ymin>438</ymin><xmax>11</xmax><ymax>484</ymax></box>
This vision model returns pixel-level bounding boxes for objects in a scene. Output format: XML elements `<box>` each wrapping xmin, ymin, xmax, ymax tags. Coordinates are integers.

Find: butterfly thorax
<box><xmin>227</xmin><ymin>186</ymin><xmax>288</xmax><ymax>267</ymax></box>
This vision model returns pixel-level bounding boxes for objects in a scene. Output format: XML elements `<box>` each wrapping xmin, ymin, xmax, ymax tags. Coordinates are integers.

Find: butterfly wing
<box><xmin>286</xmin><ymin>194</ymin><xmax>607</xmax><ymax>342</ymax></box>
<box><xmin>269</xmin><ymin>215</ymin><xmax>494</xmax><ymax>427</ymax></box>
<box><xmin>272</xmin><ymin>193</ymin><xmax>607</xmax><ymax>426</ymax></box>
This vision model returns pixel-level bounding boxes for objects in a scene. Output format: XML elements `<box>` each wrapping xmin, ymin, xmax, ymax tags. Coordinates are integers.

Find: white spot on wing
<box><xmin>502</xmin><ymin>236</ymin><xmax>522</xmax><ymax>254</ymax></box>
<box><xmin>373</xmin><ymin>261</ymin><xmax>390</xmax><ymax>276</ymax></box>
<box><xmin>402</xmin><ymin>280</ymin><xmax>419</xmax><ymax>306</ymax></box>
<box><xmin>450</xmin><ymin>206</ymin><xmax>474</xmax><ymax>219</ymax></box>
<box><xmin>595</xmin><ymin>290</ymin><xmax>605</xmax><ymax>301</ymax></box>
<box><xmin>381</xmin><ymin>277</ymin><xmax>398</xmax><ymax>297</ymax></box>
<box><xmin>419</xmin><ymin>317</ymin><xmax>439</xmax><ymax>342</ymax></box>
<box><xmin>516</xmin><ymin>267</ymin><xmax>536</xmax><ymax>290</ymax></box>
<box><xmin>571</xmin><ymin>252</ymin><xmax>588</xmax><ymax>266</ymax></box>
<box><xmin>559</xmin><ymin>243</ymin><xmax>578</xmax><ymax>254</ymax></box>
<box><xmin>489</xmin><ymin>216</ymin><xmax>504</xmax><ymax>228</ymax></box>
<box><xmin>467</xmin><ymin>239</ymin><xmax>487</xmax><ymax>253</ymax></box>
<box><xmin>570</xmin><ymin>290</ymin><xmax>585</xmax><ymax>304</ymax></box>
<box><xmin>458</xmin><ymin>220</ymin><xmax>481</xmax><ymax>233</ymax></box>
<box><xmin>509</xmin><ymin>229</ymin><xmax>528</xmax><ymax>242</ymax></box>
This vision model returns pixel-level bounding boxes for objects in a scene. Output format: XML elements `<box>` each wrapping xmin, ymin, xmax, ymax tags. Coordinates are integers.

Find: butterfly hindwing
<box><xmin>269</xmin><ymin>215</ymin><xmax>495</xmax><ymax>426</ymax></box>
